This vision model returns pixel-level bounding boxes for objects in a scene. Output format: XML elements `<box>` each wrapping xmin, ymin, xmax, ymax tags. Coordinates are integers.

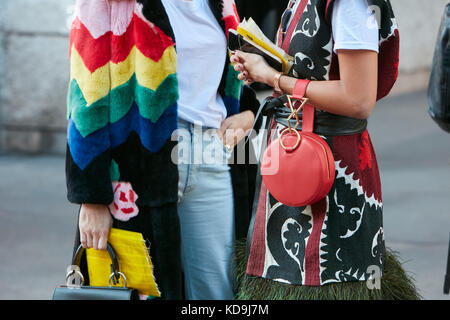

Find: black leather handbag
<box><xmin>428</xmin><ymin>3</ymin><xmax>450</xmax><ymax>133</ymax></box>
<box><xmin>53</xmin><ymin>243</ymin><xmax>139</xmax><ymax>300</ymax></box>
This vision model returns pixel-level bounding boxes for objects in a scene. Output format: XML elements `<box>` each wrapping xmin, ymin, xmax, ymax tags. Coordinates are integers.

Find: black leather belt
<box><xmin>274</xmin><ymin>106</ymin><xmax>367</xmax><ymax>136</ymax></box>
<box><xmin>249</xmin><ymin>95</ymin><xmax>367</xmax><ymax>137</ymax></box>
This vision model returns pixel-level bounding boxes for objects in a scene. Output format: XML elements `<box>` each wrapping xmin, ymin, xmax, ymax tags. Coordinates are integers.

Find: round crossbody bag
<box><xmin>260</xmin><ymin>80</ymin><xmax>335</xmax><ymax>207</ymax></box>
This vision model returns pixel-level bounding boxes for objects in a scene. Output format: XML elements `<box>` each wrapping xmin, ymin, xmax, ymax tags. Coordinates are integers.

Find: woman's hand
<box><xmin>79</xmin><ymin>204</ymin><xmax>112</xmax><ymax>250</ymax></box>
<box><xmin>231</xmin><ymin>49</ymin><xmax>378</xmax><ymax>119</ymax></box>
<box><xmin>230</xmin><ymin>50</ymin><xmax>278</xmax><ymax>86</ymax></box>
<box><xmin>218</xmin><ymin>110</ymin><xmax>255</xmax><ymax>149</ymax></box>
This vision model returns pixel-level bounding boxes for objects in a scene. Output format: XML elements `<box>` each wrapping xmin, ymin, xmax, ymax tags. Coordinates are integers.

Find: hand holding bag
<box><xmin>53</xmin><ymin>243</ymin><xmax>139</xmax><ymax>300</ymax></box>
<box><xmin>260</xmin><ymin>80</ymin><xmax>335</xmax><ymax>207</ymax></box>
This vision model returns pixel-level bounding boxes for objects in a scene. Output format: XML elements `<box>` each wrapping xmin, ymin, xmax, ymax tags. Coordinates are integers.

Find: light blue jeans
<box><xmin>175</xmin><ymin>118</ymin><xmax>235</xmax><ymax>300</ymax></box>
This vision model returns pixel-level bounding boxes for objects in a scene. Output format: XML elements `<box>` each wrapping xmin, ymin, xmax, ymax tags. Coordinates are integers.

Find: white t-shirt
<box><xmin>161</xmin><ymin>0</ymin><xmax>228</xmax><ymax>129</ymax></box>
<box><xmin>332</xmin><ymin>0</ymin><xmax>379</xmax><ymax>53</ymax></box>
<box><xmin>286</xmin><ymin>0</ymin><xmax>379</xmax><ymax>53</ymax></box>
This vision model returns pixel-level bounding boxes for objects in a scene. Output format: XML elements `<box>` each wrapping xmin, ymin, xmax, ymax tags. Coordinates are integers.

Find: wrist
<box><xmin>273</xmin><ymin>72</ymin><xmax>284</xmax><ymax>94</ymax></box>
<box><xmin>242</xmin><ymin>109</ymin><xmax>255</xmax><ymax>123</ymax></box>
<box><xmin>264</xmin><ymin>68</ymin><xmax>279</xmax><ymax>87</ymax></box>
<box><xmin>82</xmin><ymin>203</ymin><xmax>107</xmax><ymax>210</ymax></box>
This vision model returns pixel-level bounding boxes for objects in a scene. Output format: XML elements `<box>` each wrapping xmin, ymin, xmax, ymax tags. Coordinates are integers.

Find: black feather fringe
<box><xmin>234</xmin><ymin>240</ymin><xmax>421</xmax><ymax>300</ymax></box>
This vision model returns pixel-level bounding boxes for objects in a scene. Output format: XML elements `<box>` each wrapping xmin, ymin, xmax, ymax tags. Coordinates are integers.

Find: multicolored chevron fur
<box><xmin>66</xmin><ymin>0</ymin><xmax>247</xmax><ymax>207</ymax></box>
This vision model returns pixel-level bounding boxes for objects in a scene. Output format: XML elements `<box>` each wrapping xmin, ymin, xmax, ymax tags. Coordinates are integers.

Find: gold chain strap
<box><xmin>279</xmin><ymin>95</ymin><xmax>309</xmax><ymax>151</ymax></box>
<box><xmin>285</xmin><ymin>95</ymin><xmax>309</xmax><ymax>132</ymax></box>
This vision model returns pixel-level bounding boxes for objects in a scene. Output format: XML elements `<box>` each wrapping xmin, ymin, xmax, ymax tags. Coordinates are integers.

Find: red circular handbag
<box><xmin>260</xmin><ymin>87</ymin><xmax>335</xmax><ymax>207</ymax></box>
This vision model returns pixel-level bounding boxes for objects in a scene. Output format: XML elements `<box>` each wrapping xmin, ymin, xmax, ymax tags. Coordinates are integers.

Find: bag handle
<box><xmin>244</xmin><ymin>95</ymin><xmax>288</xmax><ymax>145</ymax></box>
<box><xmin>292</xmin><ymin>79</ymin><xmax>313</xmax><ymax>133</ymax></box>
<box><xmin>68</xmin><ymin>243</ymin><xmax>125</xmax><ymax>287</ymax></box>
<box><xmin>243</xmin><ymin>79</ymin><xmax>312</xmax><ymax>145</ymax></box>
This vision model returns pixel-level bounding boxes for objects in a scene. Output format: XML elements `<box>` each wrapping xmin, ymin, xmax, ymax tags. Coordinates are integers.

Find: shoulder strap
<box><xmin>281</xmin><ymin>0</ymin><xmax>309</xmax><ymax>52</ymax></box>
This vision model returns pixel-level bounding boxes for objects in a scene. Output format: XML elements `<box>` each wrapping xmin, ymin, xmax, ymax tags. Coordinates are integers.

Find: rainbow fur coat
<box><xmin>65</xmin><ymin>0</ymin><xmax>259</xmax><ymax>299</ymax></box>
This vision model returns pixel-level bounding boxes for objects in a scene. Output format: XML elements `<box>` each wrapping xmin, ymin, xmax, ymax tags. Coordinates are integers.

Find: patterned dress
<box><xmin>246</xmin><ymin>0</ymin><xmax>399</xmax><ymax>286</ymax></box>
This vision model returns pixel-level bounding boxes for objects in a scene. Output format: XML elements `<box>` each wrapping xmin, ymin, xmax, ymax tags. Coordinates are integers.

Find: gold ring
<box><xmin>279</xmin><ymin>128</ymin><xmax>301</xmax><ymax>151</ymax></box>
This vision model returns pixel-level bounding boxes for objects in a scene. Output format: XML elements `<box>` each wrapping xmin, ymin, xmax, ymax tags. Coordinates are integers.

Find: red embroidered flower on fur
<box><xmin>222</xmin><ymin>0</ymin><xmax>240</xmax><ymax>36</ymax></box>
<box><xmin>109</xmin><ymin>182</ymin><xmax>139</xmax><ymax>221</ymax></box>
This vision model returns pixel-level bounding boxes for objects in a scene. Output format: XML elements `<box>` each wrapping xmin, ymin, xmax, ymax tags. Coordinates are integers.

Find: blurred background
<box><xmin>0</xmin><ymin>0</ymin><xmax>449</xmax><ymax>300</ymax></box>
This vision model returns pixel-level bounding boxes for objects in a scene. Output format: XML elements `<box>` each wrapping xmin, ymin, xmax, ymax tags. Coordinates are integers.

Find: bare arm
<box><xmin>231</xmin><ymin>49</ymin><xmax>378</xmax><ymax>119</ymax></box>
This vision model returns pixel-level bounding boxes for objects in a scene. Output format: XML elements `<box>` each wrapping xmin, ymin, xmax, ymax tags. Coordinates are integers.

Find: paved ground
<box><xmin>0</xmin><ymin>90</ymin><xmax>449</xmax><ymax>300</ymax></box>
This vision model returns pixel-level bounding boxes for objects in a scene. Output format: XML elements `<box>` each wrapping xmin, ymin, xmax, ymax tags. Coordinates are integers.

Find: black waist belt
<box><xmin>250</xmin><ymin>95</ymin><xmax>367</xmax><ymax>137</ymax></box>
<box><xmin>274</xmin><ymin>106</ymin><xmax>367</xmax><ymax>136</ymax></box>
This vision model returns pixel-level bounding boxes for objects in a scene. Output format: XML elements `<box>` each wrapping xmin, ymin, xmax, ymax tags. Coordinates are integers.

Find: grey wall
<box><xmin>0</xmin><ymin>0</ymin><xmax>73</xmax><ymax>154</ymax></box>
<box><xmin>393</xmin><ymin>0</ymin><xmax>448</xmax><ymax>73</ymax></box>
<box><xmin>0</xmin><ymin>0</ymin><xmax>448</xmax><ymax>154</ymax></box>
<box><xmin>390</xmin><ymin>0</ymin><xmax>449</xmax><ymax>94</ymax></box>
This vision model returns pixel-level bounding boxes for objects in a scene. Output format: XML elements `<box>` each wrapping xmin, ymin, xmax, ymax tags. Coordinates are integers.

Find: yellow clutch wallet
<box><xmin>86</xmin><ymin>228</ymin><xmax>160</xmax><ymax>299</ymax></box>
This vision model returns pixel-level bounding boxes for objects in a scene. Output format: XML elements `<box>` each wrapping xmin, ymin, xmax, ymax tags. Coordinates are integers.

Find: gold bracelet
<box><xmin>274</xmin><ymin>72</ymin><xmax>283</xmax><ymax>94</ymax></box>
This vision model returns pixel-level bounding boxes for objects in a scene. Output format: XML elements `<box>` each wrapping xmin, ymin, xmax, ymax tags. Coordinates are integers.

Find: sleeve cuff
<box><xmin>239</xmin><ymin>85</ymin><xmax>260</xmax><ymax>116</ymax></box>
